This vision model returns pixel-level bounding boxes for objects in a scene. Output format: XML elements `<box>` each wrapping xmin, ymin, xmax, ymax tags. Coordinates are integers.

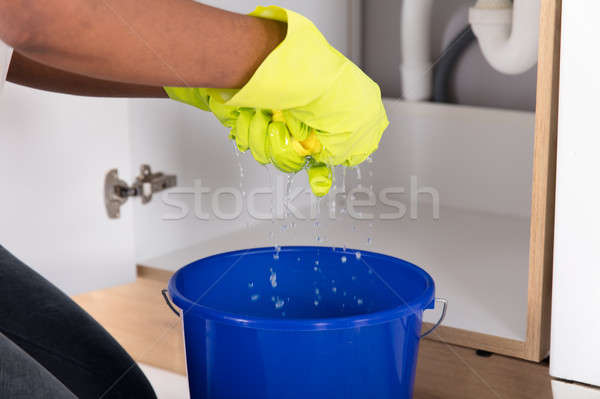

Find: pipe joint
<box><xmin>469</xmin><ymin>0</ymin><xmax>540</xmax><ymax>75</ymax></box>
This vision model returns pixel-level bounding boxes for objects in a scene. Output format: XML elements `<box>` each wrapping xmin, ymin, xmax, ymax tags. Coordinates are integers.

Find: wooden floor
<box><xmin>73</xmin><ymin>277</ymin><xmax>552</xmax><ymax>399</ymax></box>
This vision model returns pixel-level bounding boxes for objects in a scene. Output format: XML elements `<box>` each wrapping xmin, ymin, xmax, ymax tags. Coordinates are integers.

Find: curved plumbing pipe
<box><xmin>400</xmin><ymin>0</ymin><xmax>435</xmax><ymax>101</ymax></box>
<box><xmin>469</xmin><ymin>0</ymin><xmax>540</xmax><ymax>75</ymax></box>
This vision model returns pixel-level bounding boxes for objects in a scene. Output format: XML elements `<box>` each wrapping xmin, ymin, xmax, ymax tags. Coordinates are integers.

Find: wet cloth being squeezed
<box><xmin>165</xmin><ymin>5</ymin><xmax>388</xmax><ymax>196</ymax></box>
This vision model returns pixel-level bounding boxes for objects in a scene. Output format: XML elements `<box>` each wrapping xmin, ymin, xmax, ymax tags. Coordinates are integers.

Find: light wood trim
<box><xmin>422</xmin><ymin>323</ymin><xmax>526</xmax><ymax>359</ymax></box>
<box><xmin>525</xmin><ymin>0</ymin><xmax>562</xmax><ymax>362</ymax></box>
<box><xmin>137</xmin><ymin>264</ymin><xmax>173</xmax><ymax>283</ymax></box>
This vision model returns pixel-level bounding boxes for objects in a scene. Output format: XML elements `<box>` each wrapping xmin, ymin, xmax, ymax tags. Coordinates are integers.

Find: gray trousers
<box><xmin>0</xmin><ymin>245</ymin><xmax>156</xmax><ymax>399</ymax></box>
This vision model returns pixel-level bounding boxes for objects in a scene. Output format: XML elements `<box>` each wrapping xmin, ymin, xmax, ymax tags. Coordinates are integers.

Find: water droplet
<box><xmin>352</xmin><ymin>276</ymin><xmax>357</xmax><ymax>281</ymax></box>
<box><xmin>248</xmin><ymin>282</ymin><xmax>254</xmax><ymax>288</ymax></box>
<box><xmin>355</xmin><ymin>252</ymin><xmax>362</xmax><ymax>260</ymax></box>
<box><xmin>271</xmin><ymin>296</ymin><xmax>276</xmax><ymax>302</ymax></box>
<box><xmin>343</xmin><ymin>291</ymin><xmax>347</xmax><ymax>296</ymax></box>
<box><xmin>368</xmin><ymin>268</ymin><xmax>373</xmax><ymax>275</ymax></box>
<box><xmin>367</xmin><ymin>237</ymin><xmax>372</xmax><ymax>245</ymax></box>
<box><xmin>269</xmin><ymin>270</ymin><xmax>278</xmax><ymax>288</ymax></box>
<box><xmin>357</xmin><ymin>298</ymin><xmax>364</xmax><ymax>305</ymax></box>
<box><xmin>341</xmin><ymin>256</ymin><xmax>347</xmax><ymax>263</ymax></box>
<box><xmin>315</xmin><ymin>260</ymin><xmax>320</xmax><ymax>266</ymax></box>
<box><xmin>275</xmin><ymin>298</ymin><xmax>285</xmax><ymax>309</ymax></box>
<box><xmin>281</xmin><ymin>311</ymin><xmax>286</xmax><ymax>317</ymax></box>
<box><xmin>314</xmin><ymin>300</ymin><xmax>319</xmax><ymax>306</ymax></box>
<box><xmin>315</xmin><ymin>288</ymin><xmax>320</xmax><ymax>295</ymax></box>
<box><xmin>332</xmin><ymin>287</ymin><xmax>337</xmax><ymax>293</ymax></box>
<box><xmin>297</xmin><ymin>257</ymin><xmax>301</xmax><ymax>262</ymax></box>
<box><xmin>313</xmin><ymin>266</ymin><xmax>318</xmax><ymax>272</ymax></box>
<box><xmin>251</xmin><ymin>294</ymin><xmax>259</xmax><ymax>301</ymax></box>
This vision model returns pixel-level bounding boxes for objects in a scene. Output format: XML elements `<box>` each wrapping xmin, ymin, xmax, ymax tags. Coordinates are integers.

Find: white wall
<box><xmin>0</xmin><ymin>83</ymin><xmax>135</xmax><ymax>295</ymax></box>
<box><xmin>550</xmin><ymin>0</ymin><xmax>600</xmax><ymax>388</ymax></box>
<box><xmin>370</xmin><ymin>101</ymin><xmax>534</xmax><ymax>219</ymax></box>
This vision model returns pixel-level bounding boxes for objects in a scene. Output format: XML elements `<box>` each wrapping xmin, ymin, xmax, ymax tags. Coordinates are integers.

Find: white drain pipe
<box><xmin>400</xmin><ymin>0</ymin><xmax>435</xmax><ymax>101</ymax></box>
<box><xmin>469</xmin><ymin>0</ymin><xmax>541</xmax><ymax>75</ymax></box>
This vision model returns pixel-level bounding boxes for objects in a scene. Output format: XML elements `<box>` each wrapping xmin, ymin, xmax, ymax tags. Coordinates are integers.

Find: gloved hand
<box><xmin>164</xmin><ymin>5</ymin><xmax>388</xmax><ymax>196</ymax></box>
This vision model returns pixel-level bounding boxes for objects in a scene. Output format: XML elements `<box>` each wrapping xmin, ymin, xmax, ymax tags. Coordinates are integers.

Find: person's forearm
<box><xmin>0</xmin><ymin>0</ymin><xmax>286</xmax><ymax>89</ymax></box>
<box><xmin>7</xmin><ymin>52</ymin><xmax>167</xmax><ymax>97</ymax></box>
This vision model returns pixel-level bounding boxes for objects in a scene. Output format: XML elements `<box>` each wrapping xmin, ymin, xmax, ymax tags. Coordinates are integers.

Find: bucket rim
<box><xmin>167</xmin><ymin>246</ymin><xmax>435</xmax><ymax>331</ymax></box>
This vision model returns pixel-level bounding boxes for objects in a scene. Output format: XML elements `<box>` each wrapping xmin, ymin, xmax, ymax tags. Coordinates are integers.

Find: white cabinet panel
<box><xmin>0</xmin><ymin>83</ymin><xmax>135</xmax><ymax>295</ymax></box>
<box><xmin>552</xmin><ymin>380</ymin><xmax>600</xmax><ymax>399</ymax></box>
<box><xmin>550</xmin><ymin>0</ymin><xmax>600</xmax><ymax>387</ymax></box>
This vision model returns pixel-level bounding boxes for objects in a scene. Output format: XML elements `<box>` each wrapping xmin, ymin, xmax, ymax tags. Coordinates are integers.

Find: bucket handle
<box><xmin>420</xmin><ymin>298</ymin><xmax>448</xmax><ymax>339</ymax></box>
<box><xmin>161</xmin><ymin>289</ymin><xmax>180</xmax><ymax>317</ymax></box>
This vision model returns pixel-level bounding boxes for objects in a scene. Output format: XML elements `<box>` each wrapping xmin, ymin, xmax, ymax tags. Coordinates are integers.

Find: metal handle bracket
<box><xmin>162</xmin><ymin>289</ymin><xmax>180</xmax><ymax>317</ymax></box>
<box><xmin>420</xmin><ymin>298</ymin><xmax>448</xmax><ymax>338</ymax></box>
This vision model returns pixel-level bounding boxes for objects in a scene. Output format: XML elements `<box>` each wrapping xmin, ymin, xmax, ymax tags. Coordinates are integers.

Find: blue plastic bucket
<box><xmin>166</xmin><ymin>246</ymin><xmax>445</xmax><ymax>399</ymax></box>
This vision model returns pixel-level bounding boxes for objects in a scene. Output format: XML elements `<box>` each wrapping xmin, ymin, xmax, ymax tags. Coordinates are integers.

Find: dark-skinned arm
<box><xmin>7</xmin><ymin>52</ymin><xmax>166</xmax><ymax>97</ymax></box>
<box><xmin>0</xmin><ymin>0</ymin><xmax>286</xmax><ymax>90</ymax></box>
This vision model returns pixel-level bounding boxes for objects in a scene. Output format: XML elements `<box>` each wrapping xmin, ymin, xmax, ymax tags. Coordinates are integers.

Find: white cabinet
<box><xmin>131</xmin><ymin>0</ymin><xmax>561</xmax><ymax>362</ymax></box>
<box><xmin>0</xmin><ymin>84</ymin><xmax>135</xmax><ymax>295</ymax></box>
<box><xmin>550</xmin><ymin>0</ymin><xmax>600</xmax><ymax>389</ymax></box>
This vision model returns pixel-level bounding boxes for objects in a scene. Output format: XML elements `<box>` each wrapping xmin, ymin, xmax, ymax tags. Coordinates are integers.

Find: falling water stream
<box><xmin>237</xmin><ymin>150</ymin><xmax>378</xmax><ymax>315</ymax></box>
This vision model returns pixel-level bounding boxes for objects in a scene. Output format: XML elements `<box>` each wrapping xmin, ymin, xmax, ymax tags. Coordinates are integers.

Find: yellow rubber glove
<box><xmin>164</xmin><ymin>5</ymin><xmax>388</xmax><ymax>196</ymax></box>
<box><xmin>307</xmin><ymin>160</ymin><xmax>333</xmax><ymax>197</ymax></box>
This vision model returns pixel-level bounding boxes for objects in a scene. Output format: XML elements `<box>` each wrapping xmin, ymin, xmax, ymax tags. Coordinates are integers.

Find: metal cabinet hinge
<box><xmin>104</xmin><ymin>164</ymin><xmax>177</xmax><ymax>219</ymax></box>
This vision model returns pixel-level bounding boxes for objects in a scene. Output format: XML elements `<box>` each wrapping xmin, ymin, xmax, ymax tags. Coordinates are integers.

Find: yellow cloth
<box><xmin>165</xmin><ymin>5</ymin><xmax>388</xmax><ymax>196</ymax></box>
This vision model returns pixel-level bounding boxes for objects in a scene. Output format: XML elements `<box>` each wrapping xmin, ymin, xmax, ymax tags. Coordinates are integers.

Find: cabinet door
<box><xmin>550</xmin><ymin>0</ymin><xmax>600</xmax><ymax>387</ymax></box>
<box><xmin>0</xmin><ymin>83</ymin><xmax>135</xmax><ymax>295</ymax></box>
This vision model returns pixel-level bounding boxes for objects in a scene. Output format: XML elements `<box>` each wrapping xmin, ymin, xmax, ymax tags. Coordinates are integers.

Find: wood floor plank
<box><xmin>73</xmin><ymin>278</ymin><xmax>552</xmax><ymax>398</ymax></box>
<box><xmin>73</xmin><ymin>278</ymin><xmax>187</xmax><ymax>375</ymax></box>
<box><xmin>415</xmin><ymin>340</ymin><xmax>552</xmax><ymax>399</ymax></box>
